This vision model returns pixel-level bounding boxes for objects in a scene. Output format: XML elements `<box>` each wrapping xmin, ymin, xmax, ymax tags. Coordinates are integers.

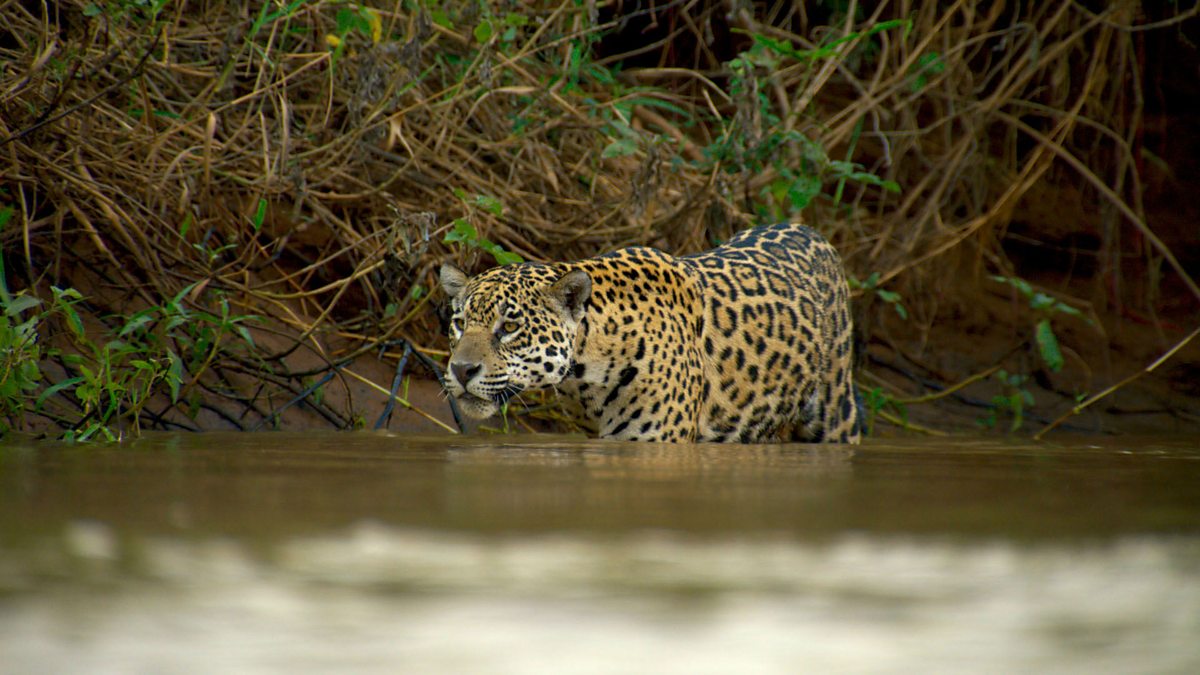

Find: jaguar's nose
<box><xmin>450</xmin><ymin>362</ymin><xmax>483</xmax><ymax>387</ymax></box>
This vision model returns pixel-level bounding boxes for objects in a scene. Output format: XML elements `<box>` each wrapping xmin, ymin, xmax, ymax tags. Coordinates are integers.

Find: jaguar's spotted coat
<box><xmin>439</xmin><ymin>222</ymin><xmax>861</xmax><ymax>443</ymax></box>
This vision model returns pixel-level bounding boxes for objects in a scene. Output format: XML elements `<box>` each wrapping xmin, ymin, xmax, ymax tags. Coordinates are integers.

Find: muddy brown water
<box><xmin>2</xmin><ymin>432</ymin><xmax>1198</xmax><ymax>673</ymax></box>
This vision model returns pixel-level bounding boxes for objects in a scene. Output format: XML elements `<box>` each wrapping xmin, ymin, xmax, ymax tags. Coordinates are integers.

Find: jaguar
<box><xmin>439</xmin><ymin>222</ymin><xmax>861</xmax><ymax>443</ymax></box>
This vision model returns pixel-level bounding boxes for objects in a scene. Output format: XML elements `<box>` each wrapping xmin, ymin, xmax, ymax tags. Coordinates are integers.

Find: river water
<box><xmin>1</xmin><ymin>432</ymin><xmax>1198</xmax><ymax>673</ymax></box>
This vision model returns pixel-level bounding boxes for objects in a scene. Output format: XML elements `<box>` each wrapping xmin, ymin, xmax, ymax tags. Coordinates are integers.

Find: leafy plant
<box><xmin>990</xmin><ymin>275</ymin><xmax>1087</xmax><ymax>372</ymax></box>
<box><xmin>703</xmin><ymin>23</ymin><xmax>906</xmax><ymax>219</ymax></box>
<box><xmin>443</xmin><ymin>190</ymin><xmax>524</xmax><ymax>265</ymax></box>
<box><xmin>978</xmin><ymin>369</ymin><xmax>1035</xmax><ymax>433</ymax></box>
<box><xmin>0</xmin><ymin>293</ymin><xmax>46</xmax><ymax>424</ymax></box>
<box><xmin>861</xmin><ymin>385</ymin><xmax>907</xmax><ymax>435</ymax></box>
<box><xmin>849</xmin><ymin>272</ymin><xmax>908</xmax><ymax>319</ymax></box>
<box><xmin>0</xmin><ymin>280</ymin><xmax>258</xmax><ymax>441</ymax></box>
<box><xmin>83</xmin><ymin>0</ymin><xmax>170</xmax><ymax>24</ymax></box>
<box><xmin>326</xmin><ymin>3</ymin><xmax>383</xmax><ymax>59</ymax></box>
<box><xmin>907</xmin><ymin>52</ymin><xmax>946</xmax><ymax>92</ymax></box>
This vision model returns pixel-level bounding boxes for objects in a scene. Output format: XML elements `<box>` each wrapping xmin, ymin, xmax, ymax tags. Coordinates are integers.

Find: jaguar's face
<box><xmin>439</xmin><ymin>263</ymin><xmax>591</xmax><ymax>419</ymax></box>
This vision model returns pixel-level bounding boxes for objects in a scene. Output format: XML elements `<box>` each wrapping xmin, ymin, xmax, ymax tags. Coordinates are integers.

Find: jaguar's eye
<box><xmin>451</xmin><ymin>318</ymin><xmax>464</xmax><ymax>333</ymax></box>
<box><xmin>498</xmin><ymin>320</ymin><xmax>520</xmax><ymax>335</ymax></box>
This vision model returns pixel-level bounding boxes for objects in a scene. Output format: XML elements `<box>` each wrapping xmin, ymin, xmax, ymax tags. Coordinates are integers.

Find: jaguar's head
<box><xmin>438</xmin><ymin>262</ymin><xmax>591</xmax><ymax>419</ymax></box>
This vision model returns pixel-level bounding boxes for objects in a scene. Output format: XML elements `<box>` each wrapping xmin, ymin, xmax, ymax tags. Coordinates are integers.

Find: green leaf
<box><xmin>171</xmin><ymin>280</ymin><xmax>201</xmax><ymax>308</ymax></box>
<box><xmin>585</xmin><ymin>63</ymin><xmax>616</xmax><ymax>86</ymax></box>
<box><xmin>991</xmin><ymin>275</ymin><xmax>1033</xmax><ymax>298</ymax></box>
<box><xmin>104</xmin><ymin>338</ymin><xmax>132</xmax><ymax>356</ymax></box>
<box><xmin>0</xmin><ymin>376</ymin><xmax>17</xmax><ymax>400</ymax></box>
<box><xmin>785</xmin><ymin>174</ymin><xmax>821</xmax><ymax>209</ymax></box>
<box><xmin>1035</xmin><ymin>318</ymin><xmax>1064</xmax><ymax>372</ymax></box>
<box><xmin>235</xmin><ymin>324</ymin><xmax>255</xmax><ymax>347</ymax></box>
<box><xmin>1053</xmin><ymin>302</ymin><xmax>1083</xmax><ymax>318</ymax></box>
<box><xmin>473</xmin><ymin>18</ymin><xmax>493</xmax><ymax>43</ymax></box>
<box><xmin>4</xmin><ymin>294</ymin><xmax>42</xmax><ymax>316</ymax></box>
<box><xmin>565</xmin><ymin>42</ymin><xmax>584</xmax><ymax>85</ymax></box>
<box><xmin>335</xmin><ymin>7</ymin><xmax>369</xmax><ymax>35</ymax></box>
<box><xmin>430</xmin><ymin>9</ymin><xmax>452</xmax><ymax>29</ymax></box>
<box><xmin>601</xmin><ymin>138</ymin><xmax>638</xmax><ymax>158</ymax></box>
<box><xmin>843</xmin><ymin>171</ymin><xmax>900</xmax><ymax>194</ymax></box>
<box><xmin>251</xmin><ymin>198</ymin><xmax>268</xmax><ymax>233</ymax></box>
<box><xmin>1030</xmin><ymin>292</ymin><xmax>1056</xmax><ymax>311</ymax></box>
<box><xmin>491</xmin><ymin>249</ymin><xmax>524</xmax><ymax>265</ymax></box>
<box><xmin>166</xmin><ymin>350</ymin><xmax>183</xmax><ymax>403</ymax></box>
<box><xmin>53</xmin><ymin>287</ymin><xmax>84</xmax><ymax>302</ymax></box>
<box><xmin>0</xmin><ymin>204</ymin><xmax>13</xmax><ymax>230</ymax></box>
<box><xmin>260</xmin><ymin>0</ymin><xmax>305</xmax><ymax>25</ymax></box>
<box><xmin>908</xmin><ymin>52</ymin><xmax>947</xmax><ymax>93</ymax></box>
<box><xmin>747</xmin><ymin>33</ymin><xmax>813</xmax><ymax>61</ymax></box>
<box><xmin>622</xmin><ymin>96</ymin><xmax>692</xmax><ymax>119</ymax></box>
<box><xmin>61</xmin><ymin>303</ymin><xmax>85</xmax><ymax>339</ymax></box>
<box><xmin>473</xmin><ymin>194</ymin><xmax>503</xmax><ymax>216</ymax></box>
<box><xmin>443</xmin><ymin>218</ymin><xmax>476</xmax><ymax>244</ymax></box>
<box><xmin>864</xmin><ymin>387</ymin><xmax>887</xmax><ymax>413</ymax></box>
<box><xmin>17</xmin><ymin>361</ymin><xmax>41</xmax><ymax>389</ymax></box>
<box><xmin>606</xmin><ymin>118</ymin><xmax>638</xmax><ymax>139</ymax></box>
<box><xmin>120</xmin><ymin>310</ymin><xmax>156</xmax><ymax>337</ymax></box>
<box><xmin>13</xmin><ymin>316</ymin><xmax>38</xmax><ymax>341</ymax></box>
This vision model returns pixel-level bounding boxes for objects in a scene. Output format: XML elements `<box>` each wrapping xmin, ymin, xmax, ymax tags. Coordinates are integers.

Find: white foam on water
<box><xmin>2</xmin><ymin>524</ymin><xmax>1198</xmax><ymax>674</ymax></box>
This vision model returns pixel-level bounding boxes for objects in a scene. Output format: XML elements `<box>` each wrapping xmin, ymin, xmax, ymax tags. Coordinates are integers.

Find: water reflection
<box><xmin>1</xmin><ymin>433</ymin><xmax>1199</xmax><ymax>672</ymax></box>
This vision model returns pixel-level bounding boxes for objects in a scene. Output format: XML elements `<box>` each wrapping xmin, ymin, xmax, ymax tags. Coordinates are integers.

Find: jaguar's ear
<box><xmin>440</xmin><ymin>262</ymin><xmax>469</xmax><ymax>300</ymax></box>
<box><xmin>550</xmin><ymin>269</ymin><xmax>591</xmax><ymax>322</ymax></box>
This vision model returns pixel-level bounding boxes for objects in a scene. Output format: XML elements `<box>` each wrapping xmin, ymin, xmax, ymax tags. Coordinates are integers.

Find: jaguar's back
<box><xmin>680</xmin><ymin>224</ymin><xmax>860</xmax><ymax>442</ymax></box>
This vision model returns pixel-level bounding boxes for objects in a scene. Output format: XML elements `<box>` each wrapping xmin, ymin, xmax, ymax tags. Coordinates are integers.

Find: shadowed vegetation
<box><xmin>1</xmin><ymin>0</ymin><xmax>1197</xmax><ymax>439</ymax></box>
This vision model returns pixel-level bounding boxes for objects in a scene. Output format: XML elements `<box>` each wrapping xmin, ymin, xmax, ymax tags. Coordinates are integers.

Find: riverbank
<box><xmin>2</xmin><ymin>2</ymin><xmax>1197</xmax><ymax>441</ymax></box>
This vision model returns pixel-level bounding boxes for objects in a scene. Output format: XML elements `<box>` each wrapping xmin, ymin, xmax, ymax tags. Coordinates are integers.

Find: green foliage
<box><xmin>324</xmin><ymin>3</ymin><xmax>382</xmax><ymax>64</ymax></box>
<box><xmin>499</xmin><ymin>401</ymin><xmax>512</xmax><ymax>433</ymax></box>
<box><xmin>1034</xmin><ymin>319</ymin><xmax>1063</xmax><ymax>372</ymax></box>
<box><xmin>410</xmin><ymin>4</ymin><xmax>903</xmax><ymax>225</ymax></box>
<box><xmin>409</xmin><ymin>2</ymin><xmax>907</xmax><ymax>223</ymax></box>
<box><xmin>703</xmin><ymin>23</ymin><xmax>906</xmax><ymax>219</ymax></box>
<box><xmin>990</xmin><ymin>275</ymin><xmax>1086</xmax><ymax>372</ymax></box>
<box><xmin>861</xmin><ymin>386</ymin><xmax>906</xmax><ymax>436</ymax></box>
<box><xmin>83</xmin><ymin>0</ymin><xmax>169</xmax><ymax>23</ymax></box>
<box><xmin>444</xmin><ymin>190</ymin><xmax>524</xmax><ymax>265</ymax></box>
<box><xmin>978</xmin><ymin>369</ymin><xmax>1035</xmax><ymax>433</ymax></box>
<box><xmin>250</xmin><ymin>198</ymin><xmax>268</xmax><ymax>233</ymax></box>
<box><xmin>741</xmin><ymin>19</ymin><xmax>911</xmax><ymax>62</ymax></box>
<box><xmin>0</xmin><ymin>294</ymin><xmax>46</xmax><ymax>423</ymax></box>
<box><xmin>849</xmin><ymin>272</ymin><xmax>908</xmax><ymax>319</ymax></box>
<box><xmin>335</xmin><ymin>5</ymin><xmax>380</xmax><ymax>40</ymax></box>
<box><xmin>0</xmin><ymin>283</ymin><xmax>258</xmax><ymax>442</ymax></box>
<box><xmin>908</xmin><ymin>52</ymin><xmax>947</xmax><ymax>92</ymax></box>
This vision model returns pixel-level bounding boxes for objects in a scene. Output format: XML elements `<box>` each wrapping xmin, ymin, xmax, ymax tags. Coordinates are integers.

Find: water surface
<box><xmin>2</xmin><ymin>433</ymin><xmax>1198</xmax><ymax>673</ymax></box>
